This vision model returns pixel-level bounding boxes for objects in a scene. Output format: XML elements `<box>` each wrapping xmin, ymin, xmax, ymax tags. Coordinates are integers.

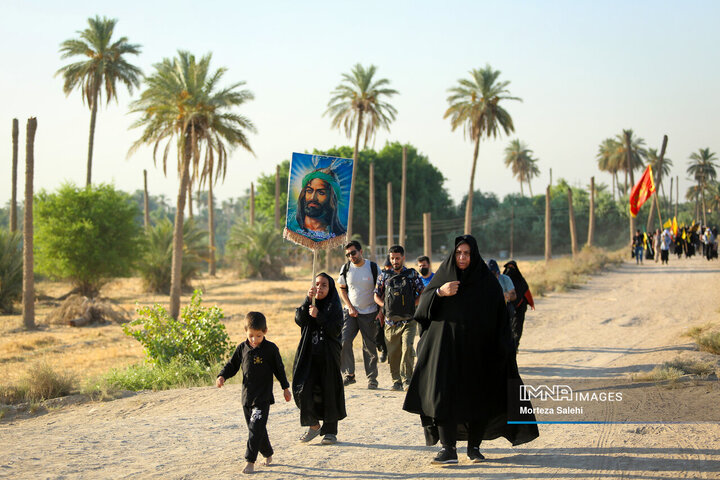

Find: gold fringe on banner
<box><xmin>283</xmin><ymin>228</ymin><xmax>347</xmax><ymax>251</ymax></box>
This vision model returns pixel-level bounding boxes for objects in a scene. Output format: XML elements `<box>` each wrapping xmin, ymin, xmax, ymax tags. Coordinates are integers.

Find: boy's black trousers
<box><xmin>243</xmin><ymin>404</ymin><xmax>273</xmax><ymax>462</ymax></box>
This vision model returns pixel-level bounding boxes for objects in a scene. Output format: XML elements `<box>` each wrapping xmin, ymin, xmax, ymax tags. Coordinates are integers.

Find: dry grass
<box><xmin>631</xmin><ymin>357</ymin><xmax>716</xmax><ymax>384</ymax></box>
<box><xmin>683</xmin><ymin>323</ymin><xmax>720</xmax><ymax>355</ymax></box>
<box><xmin>0</xmin><ymin>267</ymin><xmax>311</xmax><ymax>391</ymax></box>
<box><xmin>0</xmin><ymin>362</ymin><xmax>76</xmax><ymax>404</ymax></box>
<box><xmin>521</xmin><ymin>246</ymin><xmax>625</xmax><ymax>297</ymax></box>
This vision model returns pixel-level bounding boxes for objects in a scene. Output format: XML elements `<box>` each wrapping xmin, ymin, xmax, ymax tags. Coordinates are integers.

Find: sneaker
<box><xmin>467</xmin><ymin>447</ymin><xmax>485</xmax><ymax>463</ymax></box>
<box><xmin>431</xmin><ymin>447</ymin><xmax>458</xmax><ymax>465</ymax></box>
<box><xmin>391</xmin><ymin>382</ymin><xmax>403</xmax><ymax>391</ymax></box>
<box><xmin>368</xmin><ymin>382</ymin><xmax>378</xmax><ymax>390</ymax></box>
<box><xmin>378</xmin><ymin>351</ymin><xmax>387</xmax><ymax>363</ymax></box>
<box><xmin>321</xmin><ymin>433</ymin><xmax>337</xmax><ymax>445</ymax></box>
<box><xmin>299</xmin><ymin>427</ymin><xmax>321</xmax><ymax>443</ymax></box>
<box><xmin>342</xmin><ymin>375</ymin><xmax>356</xmax><ymax>386</ymax></box>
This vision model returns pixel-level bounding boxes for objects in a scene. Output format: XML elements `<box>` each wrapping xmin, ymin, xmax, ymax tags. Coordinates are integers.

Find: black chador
<box><xmin>292</xmin><ymin>273</ymin><xmax>347</xmax><ymax>430</ymax></box>
<box><xmin>403</xmin><ymin>235</ymin><xmax>539</xmax><ymax>448</ymax></box>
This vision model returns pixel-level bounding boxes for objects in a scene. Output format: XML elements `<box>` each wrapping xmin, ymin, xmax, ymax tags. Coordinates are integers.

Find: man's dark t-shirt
<box><xmin>218</xmin><ymin>339</ymin><xmax>290</xmax><ymax>407</ymax></box>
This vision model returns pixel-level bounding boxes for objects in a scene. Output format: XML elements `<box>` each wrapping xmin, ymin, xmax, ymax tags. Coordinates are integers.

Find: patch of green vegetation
<box><xmin>0</xmin><ymin>362</ymin><xmax>76</xmax><ymax>404</ymax></box>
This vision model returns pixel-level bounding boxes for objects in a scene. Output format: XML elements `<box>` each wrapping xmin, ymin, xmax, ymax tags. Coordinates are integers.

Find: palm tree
<box><xmin>687</xmin><ymin>148</ymin><xmax>718</xmax><ymax>225</ymax></box>
<box><xmin>596</xmin><ymin>138</ymin><xmax>622</xmax><ymax>200</ymax></box>
<box><xmin>707</xmin><ymin>181</ymin><xmax>720</xmax><ymax>216</ymax></box>
<box><xmin>616</xmin><ymin>129</ymin><xmax>647</xmax><ymax>193</ymax></box>
<box><xmin>56</xmin><ymin>16</ymin><xmax>142</xmax><ymax>186</ymax></box>
<box><xmin>504</xmin><ymin>139</ymin><xmax>539</xmax><ymax>196</ymax></box>
<box><xmin>325</xmin><ymin>64</ymin><xmax>398</xmax><ymax>238</ymax></box>
<box><xmin>445</xmin><ymin>65</ymin><xmax>520</xmax><ymax>234</ymax></box>
<box><xmin>129</xmin><ymin>51</ymin><xmax>255</xmax><ymax>318</ymax></box>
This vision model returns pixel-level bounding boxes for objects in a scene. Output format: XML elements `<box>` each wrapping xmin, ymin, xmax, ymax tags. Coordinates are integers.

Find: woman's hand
<box><xmin>309</xmin><ymin>305</ymin><xmax>319</xmax><ymax>318</ymax></box>
<box><xmin>307</xmin><ymin>285</ymin><xmax>317</xmax><ymax>299</ymax></box>
<box><xmin>437</xmin><ymin>281</ymin><xmax>460</xmax><ymax>297</ymax></box>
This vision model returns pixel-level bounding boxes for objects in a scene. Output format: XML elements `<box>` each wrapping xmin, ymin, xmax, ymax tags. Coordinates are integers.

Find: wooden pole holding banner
<box><xmin>311</xmin><ymin>250</ymin><xmax>317</xmax><ymax>307</ymax></box>
<box><xmin>399</xmin><ymin>147</ymin><xmax>407</xmax><ymax>247</ymax></box>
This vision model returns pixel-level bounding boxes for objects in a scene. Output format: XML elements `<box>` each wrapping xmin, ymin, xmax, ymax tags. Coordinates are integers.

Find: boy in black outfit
<box><xmin>217</xmin><ymin>312</ymin><xmax>291</xmax><ymax>474</ymax></box>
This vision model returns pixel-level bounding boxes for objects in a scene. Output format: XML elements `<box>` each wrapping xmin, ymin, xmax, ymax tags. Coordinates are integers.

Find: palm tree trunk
<box><xmin>10</xmin><ymin>118</ymin><xmax>19</xmax><ymax>232</ymax></box>
<box><xmin>625</xmin><ymin>133</ymin><xmax>634</xmax><ymax>245</ymax></box>
<box><xmin>169</xmin><ymin>135</ymin><xmax>192</xmax><ymax>319</ymax></box>
<box><xmin>187</xmin><ymin>184</ymin><xmax>194</xmax><ymax>218</ymax></box>
<box><xmin>208</xmin><ymin>160</ymin><xmax>216</xmax><ymax>276</ymax></box>
<box><xmin>143</xmin><ymin>169</ymin><xmax>150</xmax><ymax>230</ymax></box>
<box><xmin>387</xmin><ymin>182</ymin><xmax>393</xmax><ymax>251</ymax></box>
<box><xmin>544</xmin><ymin>185</ymin><xmax>551</xmax><ymax>262</ymax></box>
<box><xmin>86</xmin><ymin>88</ymin><xmax>99</xmax><ymax>187</ymax></box>
<box><xmin>399</xmin><ymin>146</ymin><xmax>407</xmax><ymax>247</ymax></box>
<box><xmin>701</xmin><ymin>178</ymin><xmax>707</xmax><ymax>226</ymax></box>
<box><xmin>528</xmin><ymin>179</ymin><xmax>533</xmax><ymax>197</ymax></box>
<box><xmin>568</xmin><ymin>188</ymin><xmax>578</xmax><ymax>258</ymax></box>
<box><xmin>23</xmin><ymin>118</ymin><xmax>37</xmax><ymax>329</ymax></box>
<box><xmin>464</xmin><ymin>137</ymin><xmax>480</xmax><ymax>235</ymax></box>
<box><xmin>587</xmin><ymin>176</ymin><xmax>595</xmax><ymax>247</ymax></box>
<box><xmin>250</xmin><ymin>182</ymin><xmax>255</xmax><ymax>226</ymax></box>
<box><xmin>368</xmin><ymin>161</ymin><xmax>376</xmax><ymax>261</ymax></box>
<box><xmin>519</xmin><ymin>178</ymin><xmax>524</xmax><ymax>196</ymax></box>
<box><xmin>347</xmin><ymin>111</ymin><xmax>364</xmax><ymax>238</ymax></box>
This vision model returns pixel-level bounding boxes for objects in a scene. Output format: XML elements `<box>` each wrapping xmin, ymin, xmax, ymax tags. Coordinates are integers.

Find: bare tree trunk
<box><xmin>423</xmin><ymin>212</ymin><xmax>431</xmax><ymax>258</ymax></box>
<box><xmin>701</xmin><ymin>177</ymin><xmax>707</xmax><ymax>226</ymax></box>
<box><xmin>669</xmin><ymin>176</ymin><xmax>673</xmax><ymax>210</ymax></box>
<box><xmin>520</xmin><ymin>179</ymin><xmax>524</xmax><ymax>197</ymax></box>
<box><xmin>647</xmin><ymin>135</ymin><xmax>668</xmax><ymax>232</ymax></box>
<box><xmin>545</xmin><ymin>185</ymin><xmax>551</xmax><ymax>262</ymax></box>
<box><xmin>274</xmin><ymin>165</ymin><xmax>280</xmax><ymax>229</ymax></box>
<box><xmin>528</xmin><ymin>180</ymin><xmax>533</xmax><ymax>197</ymax></box>
<box><xmin>347</xmin><ymin>111</ymin><xmax>364</xmax><ymax>238</ymax></box>
<box><xmin>86</xmin><ymin>89</ymin><xmax>98</xmax><ymax>187</ymax></box>
<box><xmin>399</xmin><ymin>146</ymin><xmax>407</xmax><ymax>247</ymax></box>
<box><xmin>510</xmin><ymin>203</ymin><xmax>514</xmax><ymax>258</ymax></box>
<box><xmin>10</xmin><ymin>118</ymin><xmax>19</xmax><ymax>232</ymax></box>
<box><xmin>143</xmin><ymin>169</ymin><xmax>150</xmax><ymax>230</ymax></box>
<box><xmin>646</xmin><ymin>193</ymin><xmax>656</xmax><ymax>232</ymax></box>
<box><xmin>169</xmin><ymin>136</ymin><xmax>192</xmax><ymax>320</ymax></box>
<box><xmin>587</xmin><ymin>177</ymin><xmax>595</xmax><ymax>247</ymax></box>
<box><xmin>568</xmin><ymin>188</ymin><xmax>578</xmax><ymax>258</ymax></box>
<box><xmin>387</xmin><ymin>182</ymin><xmax>393</xmax><ymax>251</ymax></box>
<box><xmin>368</xmin><ymin>161</ymin><xmax>376</xmax><ymax>261</ymax></box>
<box><xmin>464</xmin><ymin>137</ymin><xmax>480</xmax><ymax>235</ymax></box>
<box><xmin>23</xmin><ymin>118</ymin><xmax>37</xmax><ymax>329</ymax></box>
<box><xmin>208</xmin><ymin>160</ymin><xmax>216</xmax><ymax>276</ymax></box>
<box><xmin>675</xmin><ymin>176</ymin><xmax>679</xmax><ymax>219</ymax></box>
<box><xmin>625</xmin><ymin>133</ymin><xmax>635</xmax><ymax>245</ymax></box>
<box><xmin>250</xmin><ymin>182</ymin><xmax>255</xmax><ymax>226</ymax></box>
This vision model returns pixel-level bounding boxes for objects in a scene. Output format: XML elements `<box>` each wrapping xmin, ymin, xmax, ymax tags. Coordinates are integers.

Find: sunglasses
<box><xmin>345</xmin><ymin>250</ymin><xmax>358</xmax><ymax>258</ymax></box>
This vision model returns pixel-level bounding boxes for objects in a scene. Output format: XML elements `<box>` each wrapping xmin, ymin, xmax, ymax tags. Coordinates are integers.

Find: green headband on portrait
<box><xmin>301</xmin><ymin>171</ymin><xmax>342</xmax><ymax>202</ymax></box>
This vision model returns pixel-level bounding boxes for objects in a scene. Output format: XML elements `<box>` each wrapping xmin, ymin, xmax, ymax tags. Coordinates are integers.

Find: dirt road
<box><xmin>2</xmin><ymin>257</ymin><xmax>719</xmax><ymax>479</ymax></box>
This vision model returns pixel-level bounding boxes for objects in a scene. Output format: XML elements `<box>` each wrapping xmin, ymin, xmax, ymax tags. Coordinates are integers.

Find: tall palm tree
<box><xmin>687</xmin><ymin>148</ymin><xmax>718</xmax><ymax>225</ymax></box>
<box><xmin>445</xmin><ymin>65</ymin><xmax>520</xmax><ymax>234</ymax></box>
<box><xmin>596</xmin><ymin>138</ymin><xmax>622</xmax><ymax>200</ymax></box>
<box><xmin>504</xmin><ymin>139</ymin><xmax>539</xmax><ymax>196</ymax></box>
<box><xmin>616</xmin><ymin>129</ymin><xmax>647</xmax><ymax>192</ymax></box>
<box><xmin>56</xmin><ymin>16</ymin><xmax>142</xmax><ymax>186</ymax></box>
<box><xmin>325</xmin><ymin>64</ymin><xmax>398</xmax><ymax>238</ymax></box>
<box><xmin>129</xmin><ymin>51</ymin><xmax>255</xmax><ymax>318</ymax></box>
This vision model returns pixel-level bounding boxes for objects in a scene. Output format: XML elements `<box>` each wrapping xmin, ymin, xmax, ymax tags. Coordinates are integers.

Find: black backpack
<box><xmin>384</xmin><ymin>269</ymin><xmax>417</xmax><ymax>320</ymax></box>
<box><xmin>340</xmin><ymin>260</ymin><xmax>379</xmax><ymax>288</ymax></box>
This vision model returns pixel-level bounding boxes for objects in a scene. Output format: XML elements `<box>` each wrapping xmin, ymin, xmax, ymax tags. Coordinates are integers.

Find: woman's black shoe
<box><xmin>467</xmin><ymin>446</ymin><xmax>485</xmax><ymax>462</ymax></box>
<box><xmin>431</xmin><ymin>447</ymin><xmax>458</xmax><ymax>464</ymax></box>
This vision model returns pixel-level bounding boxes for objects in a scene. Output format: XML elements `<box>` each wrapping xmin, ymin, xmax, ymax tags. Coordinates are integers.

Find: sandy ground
<box><xmin>1</xmin><ymin>256</ymin><xmax>720</xmax><ymax>479</ymax></box>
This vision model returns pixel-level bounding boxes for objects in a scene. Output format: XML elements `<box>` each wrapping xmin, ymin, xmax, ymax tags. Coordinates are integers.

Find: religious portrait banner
<box><xmin>283</xmin><ymin>152</ymin><xmax>354</xmax><ymax>250</ymax></box>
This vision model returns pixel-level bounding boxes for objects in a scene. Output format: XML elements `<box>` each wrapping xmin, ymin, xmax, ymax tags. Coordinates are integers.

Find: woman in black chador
<box><xmin>292</xmin><ymin>272</ymin><xmax>347</xmax><ymax>445</ymax></box>
<box><xmin>403</xmin><ymin>235</ymin><xmax>539</xmax><ymax>464</ymax></box>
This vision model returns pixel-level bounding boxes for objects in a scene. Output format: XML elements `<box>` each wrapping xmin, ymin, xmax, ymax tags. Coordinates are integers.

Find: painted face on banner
<box><xmin>304</xmin><ymin>178</ymin><xmax>330</xmax><ymax>219</ymax></box>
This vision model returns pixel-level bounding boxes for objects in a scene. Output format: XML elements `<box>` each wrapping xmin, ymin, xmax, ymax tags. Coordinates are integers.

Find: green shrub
<box><xmin>123</xmin><ymin>290</ymin><xmax>232</xmax><ymax>366</ymax></box>
<box><xmin>90</xmin><ymin>357</ymin><xmax>224</xmax><ymax>392</ymax></box>
<box><xmin>34</xmin><ymin>183</ymin><xmax>142</xmax><ymax>297</ymax></box>
<box><xmin>226</xmin><ymin>219</ymin><xmax>286</xmax><ymax>279</ymax></box>
<box><xmin>0</xmin><ymin>229</ymin><xmax>22</xmax><ymax>313</ymax></box>
<box><xmin>137</xmin><ymin>218</ymin><xmax>207</xmax><ymax>293</ymax></box>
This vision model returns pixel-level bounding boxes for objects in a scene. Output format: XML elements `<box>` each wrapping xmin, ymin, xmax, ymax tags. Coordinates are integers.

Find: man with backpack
<box><xmin>338</xmin><ymin>241</ymin><xmax>383</xmax><ymax>389</ymax></box>
<box><xmin>374</xmin><ymin>245</ymin><xmax>424</xmax><ymax>391</ymax></box>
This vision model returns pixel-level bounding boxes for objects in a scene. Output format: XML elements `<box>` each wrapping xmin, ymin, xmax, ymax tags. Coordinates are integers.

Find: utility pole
<box><xmin>399</xmin><ymin>147</ymin><xmax>407</xmax><ymax>247</ymax></box>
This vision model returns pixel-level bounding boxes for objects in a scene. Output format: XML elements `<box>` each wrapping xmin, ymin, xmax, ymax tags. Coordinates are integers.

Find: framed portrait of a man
<box><xmin>283</xmin><ymin>152</ymin><xmax>354</xmax><ymax>250</ymax></box>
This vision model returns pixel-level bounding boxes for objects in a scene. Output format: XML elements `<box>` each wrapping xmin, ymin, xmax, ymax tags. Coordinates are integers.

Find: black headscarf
<box><xmin>503</xmin><ymin>260</ymin><xmax>529</xmax><ymax>303</ymax></box>
<box><xmin>313</xmin><ymin>272</ymin><xmax>341</xmax><ymax>314</ymax></box>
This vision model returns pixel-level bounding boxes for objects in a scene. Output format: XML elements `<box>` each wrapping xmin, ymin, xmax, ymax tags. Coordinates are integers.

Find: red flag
<box><xmin>629</xmin><ymin>165</ymin><xmax>656</xmax><ymax>217</ymax></box>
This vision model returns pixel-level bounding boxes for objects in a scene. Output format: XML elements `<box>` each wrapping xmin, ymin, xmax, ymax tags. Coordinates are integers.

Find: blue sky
<box><xmin>2</xmin><ymin>0</ymin><xmax>718</xmax><ymax>209</ymax></box>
